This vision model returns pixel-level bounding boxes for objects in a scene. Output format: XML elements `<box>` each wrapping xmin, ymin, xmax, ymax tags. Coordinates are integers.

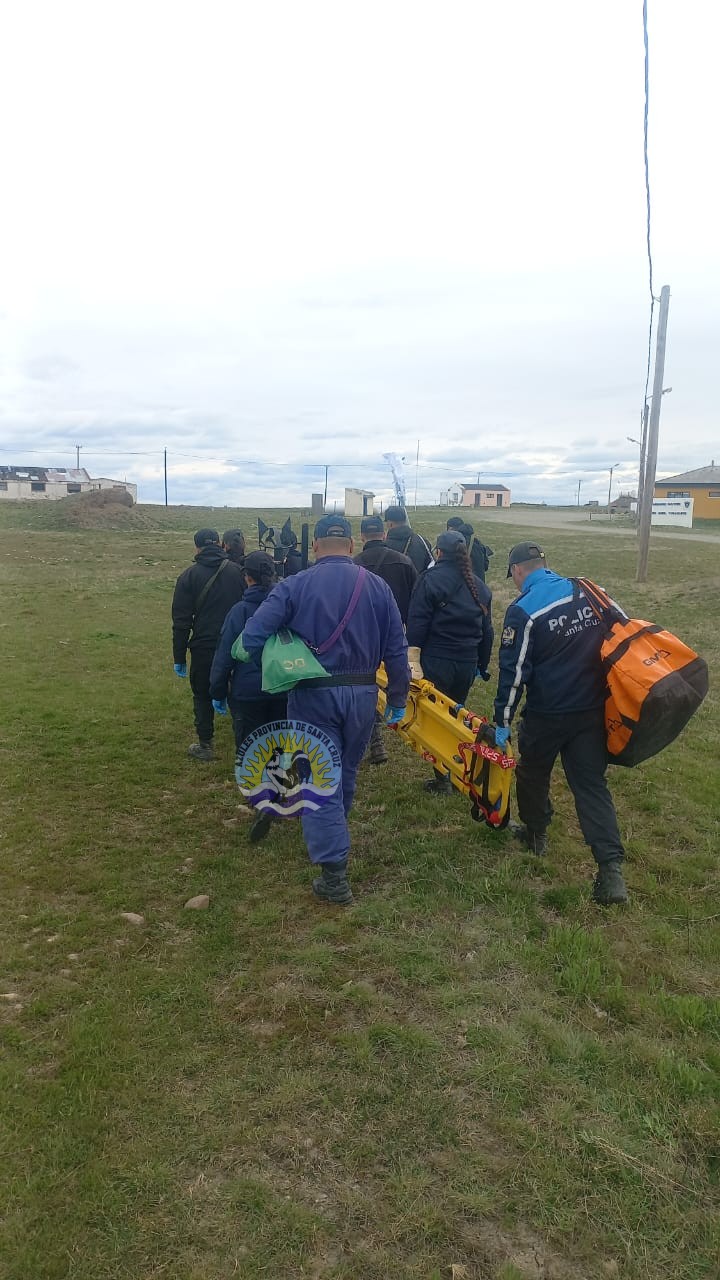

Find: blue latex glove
<box><xmin>494</xmin><ymin>725</ymin><xmax>511</xmax><ymax>748</ymax></box>
<box><xmin>173</xmin><ymin>662</ymin><xmax>187</xmax><ymax>678</ymax></box>
<box><xmin>475</xmin><ymin>668</ymin><xmax>491</xmax><ymax>682</ymax></box>
<box><xmin>384</xmin><ymin>705</ymin><xmax>406</xmax><ymax>726</ymax></box>
<box><xmin>212</xmin><ymin>699</ymin><xmax>228</xmax><ymax>715</ymax></box>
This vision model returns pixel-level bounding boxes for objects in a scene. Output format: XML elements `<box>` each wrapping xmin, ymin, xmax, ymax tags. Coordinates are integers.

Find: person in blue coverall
<box><xmin>237</xmin><ymin>514</ymin><xmax>409</xmax><ymax>905</ymax></box>
<box><xmin>406</xmin><ymin>528</ymin><xmax>493</xmax><ymax>794</ymax></box>
<box><xmin>493</xmin><ymin>540</ymin><xmax>628</xmax><ymax>905</ymax></box>
<box><xmin>208</xmin><ymin>550</ymin><xmax>288</xmax><ymax>843</ymax></box>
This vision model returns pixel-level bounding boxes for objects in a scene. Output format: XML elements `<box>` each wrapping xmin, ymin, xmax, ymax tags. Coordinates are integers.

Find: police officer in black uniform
<box><xmin>406</xmin><ymin>528</ymin><xmax>493</xmax><ymax>794</ymax></box>
<box><xmin>446</xmin><ymin>516</ymin><xmax>493</xmax><ymax>583</ymax></box>
<box><xmin>384</xmin><ymin>505</ymin><xmax>434</xmax><ymax>574</ymax></box>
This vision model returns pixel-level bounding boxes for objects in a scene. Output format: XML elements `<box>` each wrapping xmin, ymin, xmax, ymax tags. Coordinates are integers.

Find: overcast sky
<box><xmin>0</xmin><ymin>1</ymin><xmax>717</xmax><ymax>508</ymax></box>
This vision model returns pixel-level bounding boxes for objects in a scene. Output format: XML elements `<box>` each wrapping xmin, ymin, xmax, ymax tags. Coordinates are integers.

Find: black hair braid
<box><xmin>454</xmin><ymin>543</ymin><xmax>483</xmax><ymax>609</ymax></box>
<box><xmin>255</xmin><ymin>564</ymin><xmax>276</xmax><ymax>591</ymax></box>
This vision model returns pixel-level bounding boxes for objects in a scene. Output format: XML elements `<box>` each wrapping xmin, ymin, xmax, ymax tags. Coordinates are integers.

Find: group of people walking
<box><xmin>171</xmin><ymin>508</ymin><xmax>628</xmax><ymax>909</ymax></box>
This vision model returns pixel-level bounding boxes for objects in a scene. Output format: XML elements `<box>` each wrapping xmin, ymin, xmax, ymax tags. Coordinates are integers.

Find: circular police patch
<box><xmin>234</xmin><ymin>719</ymin><xmax>341</xmax><ymax>818</ymax></box>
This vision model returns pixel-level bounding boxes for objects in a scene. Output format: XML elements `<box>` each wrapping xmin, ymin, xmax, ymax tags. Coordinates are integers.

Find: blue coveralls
<box><xmin>494</xmin><ymin>568</ymin><xmax>625</xmax><ymax>865</ymax></box>
<box><xmin>239</xmin><ymin>556</ymin><xmax>409</xmax><ymax>865</ymax></box>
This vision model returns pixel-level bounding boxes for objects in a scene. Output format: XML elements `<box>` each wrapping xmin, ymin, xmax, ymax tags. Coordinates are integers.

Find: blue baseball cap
<box><xmin>361</xmin><ymin>514</ymin><xmax>385</xmax><ymax>535</ymax></box>
<box><xmin>314</xmin><ymin>514</ymin><xmax>352</xmax><ymax>539</ymax></box>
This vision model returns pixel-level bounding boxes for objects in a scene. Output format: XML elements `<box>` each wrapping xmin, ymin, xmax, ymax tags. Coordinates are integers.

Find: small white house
<box><xmin>0</xmin><ymin>466</ymin><xmax>137</xmax><ymax>502</ymax></box>
<box><xmin>344</xmin><ymin>487</ymin><xmax>375</xmax><ymax>518</ymax></box>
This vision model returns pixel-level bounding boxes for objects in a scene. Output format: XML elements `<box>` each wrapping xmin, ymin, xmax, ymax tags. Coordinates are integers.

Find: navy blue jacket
<box><xmin>239</xmin><ymin>555</ymin><xmax>410</xmax><ymax>708</ymax></box>
<box><xmin>494</xmin><ymin>569</ymin><xmax>607</xmax><ymax>726</ymax></box>
<box><xmin>406</xmin><ymin>561</ymin><xmax>493</xmax><ymax>670</ymax></box>
<box><xmin>209</xmin><ymin>585</ymin><xmax>271</xmax><ymax>705</ymax></box>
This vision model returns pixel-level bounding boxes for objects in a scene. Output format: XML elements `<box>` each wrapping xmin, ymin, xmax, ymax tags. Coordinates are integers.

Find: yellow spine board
<box><xmin>376</xmin><ymin>668</ymin><xmax>515</xmax><ymax>828</ymax></box>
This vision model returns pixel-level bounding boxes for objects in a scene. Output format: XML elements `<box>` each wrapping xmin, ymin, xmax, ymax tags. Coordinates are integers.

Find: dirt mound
<box><xmin>49</xmin><ymin>489</ymin><xmax>141</xmax><ymax>530</ymax></box>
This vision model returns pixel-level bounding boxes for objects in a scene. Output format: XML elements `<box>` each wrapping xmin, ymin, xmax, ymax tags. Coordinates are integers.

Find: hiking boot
<box><xmin>248</xmin><ymin>811</ymin><xmax>274</xmax><ymax>844</ymax></box>
<box><xmin>312</xmin><ymin>860</ymin><xmax>354</xmax><ymax>906</ymax></box>
<box><xmin>423</xmin><ymin>774</ymin><xmax>453</xmax><ymax>796</ymax></box>
<box><xmin>592</xmin><ymin>860</ymin><xmax>628</xmax><ymax>905</ymax></box>
<box><xmin>509</xmin><ymin>821</ymin><xmax>547</xmax><ymax>857</ymax></box>
<box><xmin>188</xmin><ymin>741</ymin><xmax>214</xmax><ymax>762</ymax></box>
<box><xmin>367</xmin><ymin>723</ymin><xmax>388</xmax><ymax>766</ymax></box>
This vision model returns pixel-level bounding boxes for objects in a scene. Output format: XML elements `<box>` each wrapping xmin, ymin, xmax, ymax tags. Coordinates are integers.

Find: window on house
<box><xmin>67</xmin><ymin>483</ymin><xmax>81</xmax><ymax>493</ymax></box>
<box><xmin>709</xmin><ymin>491</ymin><xmax>720</xmax><ymax>499</ymax></box>
<box><xmin>31</xmin><ymin>482</ymin><xmax>46</xmax><ymax>492</ymax></box>
<box><xmin>0</xmin><ymin>481</ymin><xmax>7</xmax><ymax>490</ymax></box>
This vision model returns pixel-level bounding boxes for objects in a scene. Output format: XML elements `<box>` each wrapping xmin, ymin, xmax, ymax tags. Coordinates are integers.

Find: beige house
<box><xmin>0</xmin><ymin>466</ymin><xmax>137</xmax><ymax>503</ymax></box>
<box><xmin>458</xmin><ymin>483</ymin><xmax>511</xmax><ymax>509</ymax></box>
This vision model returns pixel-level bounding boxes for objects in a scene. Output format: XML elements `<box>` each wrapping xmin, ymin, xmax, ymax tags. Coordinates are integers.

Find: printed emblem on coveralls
<box><xmin>501</xmin><ymin>626</ymin><xmax>516</xmax><ymax>647</ymax></box>
<box><xmin>235</xmin><ymin>720</ymin><xmax>342</xmax><ymax>818</ymax></box>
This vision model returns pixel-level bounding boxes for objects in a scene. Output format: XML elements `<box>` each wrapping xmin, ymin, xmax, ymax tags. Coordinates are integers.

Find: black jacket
<box><xmin>354</xmin><ymin>539</ymin><xmax>418</xmax><ymax>624</ymax></box>
<box><xmin>406</xmin><ymin>561</ymin><xmax>493</xmax><ymax>670</ymax></box>
<box><xmin>467</xmin><ymin>535</ymin><xmax>493</xmax><ymax>583</ymax></box>
<box><xmin>172</xmin><ymin>545</ymin><xmax>246</xmax><ymax>660</ymax></box>
<box><xmin>385</xmin><ymin>524</ymin><xmax>433</xmax><ymax>574</ymax></box>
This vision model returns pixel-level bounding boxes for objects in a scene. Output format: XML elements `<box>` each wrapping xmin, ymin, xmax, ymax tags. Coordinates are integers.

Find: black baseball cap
<box><xmin>446</xmin><ymin>516</ymin><xmax>465</xmax><ymax>530</ymax></box>
<box><xmin>361</xmin><ymin>514</ymin><xmax>385</xmax><ymax>535</ymax></box>
<box><xmin>314</xmin><ymin>514</ymin><xmax>352</xmax><ymax>539</ymax></box>
<box><xmin>244</xmin><ymin>550</ymin><xmax>275</xmax><ymax>579</ymax></box>
<box><xmin>194</xmin><ymin>528</ymin><xmax>220</xmax><ymax>548</ymax></box>
<box><xmin>436</xmin><ymin>529</ymin><xmax>466</xmax><ymax>553</ymax></box>
<box><xmin>506</xmin><ymin>541</ymin><xmax>545</xmax><ymax>577</ymax></box>
<box><xmin>384</xmin><ymin>505</ymin><xmax>407</xmax><ymax>523</ymax></box>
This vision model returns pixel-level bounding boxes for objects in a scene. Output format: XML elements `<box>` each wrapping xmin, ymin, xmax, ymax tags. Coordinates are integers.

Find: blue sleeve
<box><xmin>405</xmin><ymin>575</ymin><xmax>435</xmax><ymax>649</ymax></box>
<box><xmin>209</xmin><ymin>603</ymin><xmax>247</xmax><ymax>699</ymax></box>
<box><xmin>239</xmin><ymin>580</ymin><xmax>295</xmax><ymax>651</ymax></box>
<box><xmin>382</xmin><ymin>594</ymin><xmax>410</xmax><ymax>708</ymax></box>
<box><xmin>494</xmin><ymin>602</ymin><xmax>533</xmax><ymax>727</ymax></box>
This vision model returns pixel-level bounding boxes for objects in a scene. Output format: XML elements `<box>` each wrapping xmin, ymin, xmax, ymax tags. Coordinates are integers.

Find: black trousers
<box><xmin>516</xmin><ymin>708</ymin><xmax>625</xmax><ymax>866</ymax></box>
<box><xmin>422</xmin><ymin>653</ymin><xmax>477</xmax><ymax>781</ymax></box>
<box><xmin>189</xmin><ymin>647</ymin><xmax>216</xmax><ymax>743</ymax></box>
<box><xmin>231</xmin><ymin>695</ymin><xmax>288</xmax><ymax>754</ymax></box>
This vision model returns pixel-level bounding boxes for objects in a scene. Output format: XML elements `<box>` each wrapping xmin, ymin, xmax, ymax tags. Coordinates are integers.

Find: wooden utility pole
<box><xmin>163</xmin><ymin>448</ymin><xmax>168</xmax><ymax>506</ymax></box>
<box><xmin>637</xmin><ymin>285</ymin><xmax>671</xmax><ymax>582</ymax></box>
<box><xmin>414</xmin><ymin>440</ymin><xmax>420</xmax><ymax>510</ymax></box>
<box><xmin>636</xmin><ymin>400</ymin><xmax>649</xmax><ymax>524</ymax></box>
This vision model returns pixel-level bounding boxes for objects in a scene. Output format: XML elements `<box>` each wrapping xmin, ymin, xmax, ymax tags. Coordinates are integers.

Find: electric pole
<box><xmin>75</xmin><ymin>444</ymin><xmax>82</xmax><ymax>470</ymax></box>
<box><xmin>414</xmin><ymin>440</ymin><xmax>420</xmax><ymax>511</ymax></box>
<box><xmin>323</xmin><ymin>465</ymin><xmax>328</xmax><ymax>510</ymax></box>
<box><xmin>637</xmin><ymin>285</ymin><xmax>671</xmax><ymax>582</ymax></box>
<box><xmin>163</xmin><ymin>449</ymin><xmax>168</xmax><ymax>506</ymax></box>
<box><xmin>577</xmin><ymin>479</ymin><xmax>582</xmax><ymax>507</ymax></box>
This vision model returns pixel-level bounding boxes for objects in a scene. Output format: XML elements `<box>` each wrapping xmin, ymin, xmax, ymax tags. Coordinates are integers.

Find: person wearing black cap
<box><xmin>236</xmin><ymin>514</ymin><xmax>409</xmax><ymax>904</ymax></box>
<box><xmin>354</xmin><ymin>513</ymin><xmax>418</xmax><ymax>765</ymax></box>
<box><xmin>406</xmin><ymin>528</ymin><xmax>493</xmax><ymax>794</ymax></box>
<box><xmin>446</xmin><ymin>516</ymin><xmax>493</xmax><ymax>583</ymax></box>
<box><xmin>493</xmin><ymin>540</ymin><xmax>628</xmax><ymax>905</ymax></box>
<box><xmin>209</xmin><ymin>551</ymin><xmax>288</xmax><ymax>840</ymax></box>
<box><xmin>171</xmin><ymin>529</ymin><xmax>246</xmax><ymax>761</ymax></box>
<box><xmin>384</xmin><ymin>505</ymin><xmax>434</xmax><ymax>574</ymax></box>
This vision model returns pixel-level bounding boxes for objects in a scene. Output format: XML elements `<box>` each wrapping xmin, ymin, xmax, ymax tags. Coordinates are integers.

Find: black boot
<box><xmin>509</xmin><ymin>821</ymin><xmax>547</xmax><ymax>856</ymax></box>
<box><xmin>592</xmin><ymin>860</ymin><xmax>628</xmax><ymax>905</ymax></box>
<box><xmin>423</xmin><ymin>771</ymin><xmax>453</xmax><ymax>796</ymax></box>
<box><xmin>248</xmin><ymin>810</ymin><xmax>275</xmax><ymax>844</ymax></box>
<box><xmin>367</xmin><ymin>720</ymin><xmax>388</xmax><ymax>766</ymax></box>
<box><xmin>188</xmin><ymin>740</ymin><xmax>214</xmax><ymax>761</ymax></box>
<box><xmin>312</xmin><ymin>859</ymin><xmax>354</xmax><ymax>905</ymax></box>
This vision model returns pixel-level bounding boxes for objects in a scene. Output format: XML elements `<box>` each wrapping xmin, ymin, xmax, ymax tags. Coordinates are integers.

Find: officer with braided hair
<box><xmin>406</xmin><ymin>528</ymin><xmax>494</xmax><ymax>794</ymax></box>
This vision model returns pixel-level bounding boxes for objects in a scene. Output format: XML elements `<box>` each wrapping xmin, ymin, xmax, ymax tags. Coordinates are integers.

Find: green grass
<box><xmin>0</xmin><ymin>502</ymin><xmax>718</xmax><ymax>1279</ymax></box>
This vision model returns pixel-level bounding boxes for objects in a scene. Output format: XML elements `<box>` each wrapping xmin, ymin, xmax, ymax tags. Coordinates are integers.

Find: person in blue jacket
<box><xmin>493</xmin><ymin>540</ymin><xmax>628</xmax><ymax>905</ymax></box>
<box><xmin>406</xmin><ymin>528</ymin><xmax>493</xmax><ymax>794</ymax></box>
<box><xmin>209</xmin><ymin>551</ymin><xmax>287</xmax><ymax>842</ymax></box>
<box><xmin>237</xmin><ymin>514</ymin><xmax>409</xmax><ymax>905</ymax></box>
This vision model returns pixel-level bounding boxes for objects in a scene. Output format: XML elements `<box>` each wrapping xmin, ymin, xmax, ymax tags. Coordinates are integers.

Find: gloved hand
<box><xmin>211</xmin><ymin>699</ymin><xmax>228</xmax><ymax>715</ymax></box>
<box><xmin>173</xmin><ymin>662</ymin><xmax>187</xmax><ymax>678</ymax></box>
<box><xmin>494</xmin><ymin>725</ymin><xmax>511</xmax><ymax>748</ymax></box>
<box><xmin>231</xmin><ymin>633</ymin><xmax>251</xmax><ymax>662</ymax></box>
<box><xmin>384</xmin><ymin>705</ymin><xmax>406</xmax><ymax>726</ymax></box>
<box><xmin>407</xmin><ymin>646</ymin><xmax>424</xmax><ymax>681</ymax></box>
<box><xmin>475</xmin><ymin>668</ymin><xmax>491</xmax><ymax>682</ymax></box>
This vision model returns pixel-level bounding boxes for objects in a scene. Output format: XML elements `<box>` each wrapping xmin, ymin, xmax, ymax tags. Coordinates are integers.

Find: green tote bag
<box><xmin>261</xmin><ymin>628</ymin><xmax>329</xmax><ymax>694</ymax></box>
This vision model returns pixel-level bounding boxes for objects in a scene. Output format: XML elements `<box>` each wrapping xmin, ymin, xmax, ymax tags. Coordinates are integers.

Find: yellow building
<box><xmin>654</xmin><ymin>463</ymin><xmax>720</xmax><ymax>520</ymax></box>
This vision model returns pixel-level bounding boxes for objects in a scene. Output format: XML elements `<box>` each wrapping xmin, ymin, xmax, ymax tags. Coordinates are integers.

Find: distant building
<box><xmin>344</xmin><ymin>487</ymin><xmax>375</xmax><ymax>518</ymax></box>
<box><xmin>456</xmin><ymin>483</ymin><xmax>511</xmax><ymax>509</ymax></box>
<box><xmin>0</xmin><ymin>466</ymin><xmax>137</xmax><ymax>503</ymax></box>
<box><xmin>654</xmin><ymin>463</ymin><xmax>720</xmax><ymax>520</ymax></box>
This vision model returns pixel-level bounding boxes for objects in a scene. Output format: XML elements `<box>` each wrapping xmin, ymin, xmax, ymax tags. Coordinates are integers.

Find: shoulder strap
<box><xmin>315</xmin><ymin>568</ymin><xmax>368</xmax><ymax>655</ymax></box>
<box><xmin>572</xmin><ymin>577</ymin><xmax>623</xmax><ymax>631</ymax></box>
<box><xmin>401</xmin><ymin>535</ymin><xmax>412</xmax><ymax>556</ymax></box>
<box><xmin>194</xmin><ymin>557</ymin><xmax>229</xmax><ymax>614</ymax></box>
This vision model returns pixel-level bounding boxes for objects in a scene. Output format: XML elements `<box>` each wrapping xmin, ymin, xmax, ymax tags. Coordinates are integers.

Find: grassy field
<box><xmin>0</xmin><ymin>499</ymin><xmax>718</xmax><ymax>1280</ymax></box>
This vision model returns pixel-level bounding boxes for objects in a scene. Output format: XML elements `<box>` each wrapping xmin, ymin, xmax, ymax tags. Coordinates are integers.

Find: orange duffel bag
<box><xmin>574</xmin><ymin>578</ymin><xmax>709</xmax><ymax>767</ymax></box>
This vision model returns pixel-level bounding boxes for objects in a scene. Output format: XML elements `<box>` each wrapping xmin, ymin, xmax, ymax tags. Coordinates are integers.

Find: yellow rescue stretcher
<box><xmin>376</xmin><ymin>668</ymin><xmax>516</xmax><ymax>829</ymax></box>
